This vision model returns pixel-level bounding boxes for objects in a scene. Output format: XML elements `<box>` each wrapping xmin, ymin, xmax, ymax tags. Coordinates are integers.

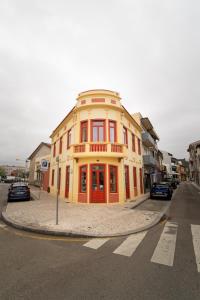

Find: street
<box><xmin>0</xmin><ymin>182</ymin><xmax>200</xmax><ymax>300</ymax></box>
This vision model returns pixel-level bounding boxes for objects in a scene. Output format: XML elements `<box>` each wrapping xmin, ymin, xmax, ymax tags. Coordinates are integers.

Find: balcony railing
<box><xmin>73</xmin><ymin>143</ymin><xmax>124</xmax><ymax>156</ymax></box>
<box><xmin>143</xmin><ymin>154</ymin><xmax>156</xmax><ymax>166</ymax></box>
<box><xmin>90</xmin><ymin>144</ymin><xmax>107</xmax><ymax>152</ymax></box>
<box><xmin>142</xmin><ymin>131</ymin><xmax>156</xmax><ymax>148</ymax></box>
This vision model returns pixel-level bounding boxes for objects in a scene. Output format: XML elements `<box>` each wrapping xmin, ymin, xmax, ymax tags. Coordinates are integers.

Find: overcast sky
<box><xmin>0</xmin><ymin>0</ymin><xmax>200</xmax><ymax>165</ymax></box>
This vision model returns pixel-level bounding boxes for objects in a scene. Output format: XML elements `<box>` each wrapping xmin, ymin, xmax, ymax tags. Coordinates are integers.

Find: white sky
<box><xmin>0</xmin><ymin>0</ymin><xmax>200</xmax><ymax>165</ymax></box>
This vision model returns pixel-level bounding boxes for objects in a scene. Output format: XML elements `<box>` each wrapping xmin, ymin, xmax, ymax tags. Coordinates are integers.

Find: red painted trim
<box><xmin>132</xmin><ymin>133</ymin><xmax>135</xmax><ymax>152</ymax></box>
<box><xmin>123</xmin><ymin>126</ymin><xmax>128</xmax><ymax>146</ymax></box>
<box><xmin>81</xmin><ymin>100</ymin><xmax>86</xmax><ymax>104</ymax></box>
<box><xmin>111</xmin><ymin>100</ymin><xmax>116</xmax><ymax>104</ymax></box>
<box><xmin>65</xmin><ymin>166</ymin><xmax>70</xmax><ymax>197</ymax></box>
<box><xmin>125</xmin><ymin>165</ymin><xmax>130</xmax><ymax>199</ymax></box>
<box><xmin>90</xmin><ymin>164</ymin><xmax>107</xmax><ymax>203</ymax></box>
<box><xmin>59</xmin><ymin>136</ymin><xmax>62</xmax><ymax>154</ymax></box>
<box><xmin>108</xmin><ymin>120</ymin><xmax>117</xmax><ymax>143</ymax></box>
<box><xmin>133</xmin><ymin>166</ymin><xmax>138</xmax><ymax>196</ymax></box>
<box><xmin>53</xmin><ymin>142</ymin><xmax>56</xmax><ymax>157</ymax></box>
<box><xmin>67</xmin><ymin>128</ymin><xmax>72</xmax><ymax>149</ymax></box>
<box><xmin>80</xmin><ymin>120</ymin><xmax>88</xmax><ymax>143</ymax></box>
<box><xmin>51</xmin><ymin>169</ymin><xmax>54</xmax><ymax>186</ymax></box>
<box><xmin>91</xmin><ymin>98</ymin><xmax>105</xmax><ymax>103</ymax></box>
<box><xmin>109</xmin><ymin>165</ymin><xmax>118</xmax><ymax>193</ymax></box>
<box><xmin>138</xmin><ymin>138</ymin><xmax>141</xmax><ymax>155</ymax></box>
<box><xmin>91</xmin><ymin>119</ymin><xmax>106</xmax><ymax>142</ymax></box>
<box><xmin>79</xmin><ymin>165</ymin><xmax>88</xmax><ymax>193</ymax></box>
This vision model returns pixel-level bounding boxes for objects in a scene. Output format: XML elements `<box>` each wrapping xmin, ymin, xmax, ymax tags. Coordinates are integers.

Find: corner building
<box><xmin>49</xmin><ymin>90</ymin><xmax>144</xmax><ymax>204</ymax></box>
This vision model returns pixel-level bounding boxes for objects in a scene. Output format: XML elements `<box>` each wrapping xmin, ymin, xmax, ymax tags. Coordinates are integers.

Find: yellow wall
<box><xmin>49</xmin><ymin>89</ymin><xmax>144</xmax><ymax>204</ymax></box>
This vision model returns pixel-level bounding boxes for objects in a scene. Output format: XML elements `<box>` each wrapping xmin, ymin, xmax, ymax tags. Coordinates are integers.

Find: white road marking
<box><xmin>113</xmin><ymin>231</ymin><xmax>147</xmax><ymax>257</ymax></box>
<box><xmin>83</xmin><ymin>238</ymin><xmax>110</xmax><ymax>249</ymax></box>
<box><xmin>151</xmin><ymin>221</ymin><xmax>178</xmax><ymax>267</ymax></box>
<box><xmin>191</xmin><ymin>224</ymin><xmax>200</xmax><ymax>272</ymax></box>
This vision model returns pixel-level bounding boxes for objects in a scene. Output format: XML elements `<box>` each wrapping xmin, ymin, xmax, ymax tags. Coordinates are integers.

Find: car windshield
<box><xmin>12</xmin><ymin>186</ymin><xmax>28</xmax><ymax>191</ymax></box>
<box><xmin>154</xmin><ymin>183</ymin><xmax>168</xmax><ymax>188</ymax></box>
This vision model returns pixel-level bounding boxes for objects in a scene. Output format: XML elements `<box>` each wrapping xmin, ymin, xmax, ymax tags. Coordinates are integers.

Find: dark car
<box><xmin>8</xmin><ymin>182</ymin><xmax>30</xmax><ymax>202</ymax></box>
<box><xmin>165</xmin><ymin>177</ymin><xmax>177</xmax><ymax>189</ymax></box>
<box><xmin>150</xmin><ymin>182</ymin><xmax>173</xmax><ymax>200</ymax></box>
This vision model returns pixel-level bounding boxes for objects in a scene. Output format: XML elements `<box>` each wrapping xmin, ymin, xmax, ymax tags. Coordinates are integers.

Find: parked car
<box><xmin>8</xmin><ymin>182</ymin><xmax>30</xmax><ymax>202</ymax></box>
<box><xmin>165</xmin><ymin>177</ymin><xmax>177</xmax><ymax>189</ymax></box>
<box><xmin>150</xmin><ymin>182</ymin><xmax>173</xmax><ymax>200</ymax></box>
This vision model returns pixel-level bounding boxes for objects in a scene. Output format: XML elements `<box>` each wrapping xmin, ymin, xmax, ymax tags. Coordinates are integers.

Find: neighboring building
<box><xmin>132</xmin><ymin>113</ymin><xmax>160</xmax><ymax>192</ymax></box>
<box><xmin>161</xmin><ymin>151</ymin><xmax>173</xmax><ymax>176</ymax></box>
<box><xmin>0</xmin><ymin>165</ymin><xmax>26</xmax><ymax>176</ymax></box>
<box><xmin>49</xmin><ymin>89</ymin><xmax>144</xmax><ymax>204</ymax></box>
<box><xmin>176</xmin><ymin>159</ymin><xmax>189</xmax><ymax>181</ymax></box>
<box><xmin>28</xmin><ymin>142</ymin><xmax>51</xmax><ymax>191</ymax></box>
<box><xmin>188</xmin><ymin>140</ymin><xmax>200</xmax><ymax>185</ymax></box>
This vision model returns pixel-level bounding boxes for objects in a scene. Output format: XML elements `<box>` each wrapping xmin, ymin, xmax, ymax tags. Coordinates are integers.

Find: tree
<box><xmin>0</xmin><ymin>167</ymin><xmax>6</xmax><ymax>177</ymax></box>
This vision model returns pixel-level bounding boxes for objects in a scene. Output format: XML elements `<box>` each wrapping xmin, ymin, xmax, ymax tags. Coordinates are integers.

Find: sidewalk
<box><xmin>2</xmin><ymin>187</ymin><xmax>170</xmax><ymax>237</ymax></box>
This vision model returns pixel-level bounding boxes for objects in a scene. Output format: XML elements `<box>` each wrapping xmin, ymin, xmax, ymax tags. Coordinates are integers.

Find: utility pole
<box><xmin>56</xmin><ymin>156</ymin><xmax>59</xmax><ymax>225</ymax></box>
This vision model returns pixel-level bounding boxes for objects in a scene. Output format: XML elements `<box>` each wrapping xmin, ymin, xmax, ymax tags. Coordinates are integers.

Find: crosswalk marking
<box><xmin>151</xmin><ymin>221</ymin><xmax>178</xmax><ymax>267</ymax></box>
<box><xmin>113</xmin><ymin>231</ymin><xmax>147</xmax><ymax>257</ymax></box>
<box><xmin>191</xmin><ymin>225</ymin><xmax>200</xmax><ymax>272</ymax></box>
<box><xmin>83</xmin><ymin>238</ymin><xmax>110</xmax><ymax>250</ymax></box>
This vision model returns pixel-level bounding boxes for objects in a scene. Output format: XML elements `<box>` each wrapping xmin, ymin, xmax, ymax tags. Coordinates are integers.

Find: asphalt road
<box><xmin>0</xmin><ymin>182</ymin><xmax>200</xmax><ymax>300</ymax></box>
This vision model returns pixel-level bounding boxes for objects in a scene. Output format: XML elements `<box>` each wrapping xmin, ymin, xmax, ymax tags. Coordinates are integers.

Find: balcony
<box><xmin>73</xmin><ymin>143</ymin><xmax>125</xmax><ymax>159</ymax></box>
<box><xmin>143</xmin><ymin>154</ymin><xmax>156</xmax><ymax>166</ymax></box>
<box><xmin>142</xmin><ymin>131</ymin><xmax>156</xmax><ymax>148</ymax></box>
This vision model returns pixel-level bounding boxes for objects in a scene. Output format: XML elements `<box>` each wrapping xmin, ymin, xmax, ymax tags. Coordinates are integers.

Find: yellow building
<box><xmin>49</xmin><ymin>89</ymin><xmax>144</xmax><ymax>204</ymax></box>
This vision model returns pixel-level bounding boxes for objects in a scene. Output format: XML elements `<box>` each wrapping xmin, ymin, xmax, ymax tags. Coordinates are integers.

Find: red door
<box><xmin>125</xmin><ymin>165</ymin><xmax>130</xmax><ymax>199</ymax></box>
<box><xmin>65</xmin><ymin>166</ymin><xmax>70</xmax><ymax>198</ymax></box>
<box><xmin>90</xmin><ymin>164</ymin><xmax>106</xmax><ymax>203</ymax></box>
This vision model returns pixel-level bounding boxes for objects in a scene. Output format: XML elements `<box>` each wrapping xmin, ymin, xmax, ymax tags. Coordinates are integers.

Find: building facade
<box><xmin>28</xmin><ymin>142</ymin><xmax>51</xmax><ymax>191</ymax></box>
<box><xmin>188</xmin><ymin>140</ymin><xmax>200</xmax><ymax>185</ymax></box>
<box><xmin>49</xmin><ymin>89</ymin><xmax>144</xmax><ymax>204</ymax></box>
<box><xmin>132</xmin><ymin>113</ymin><xmax>160</xmax><ymax>192</ymax></box>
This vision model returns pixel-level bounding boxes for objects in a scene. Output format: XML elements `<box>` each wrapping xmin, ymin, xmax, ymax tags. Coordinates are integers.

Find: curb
<box><xmin>1</xmin><ymin>202</ymin><xmax>170</xmax><ymax>238</ymax></box>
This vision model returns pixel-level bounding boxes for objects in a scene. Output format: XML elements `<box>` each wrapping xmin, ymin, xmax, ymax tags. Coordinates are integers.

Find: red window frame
<box><xmin>53</xmin><ymin>142</ymin><xmax>56</xmax><ymax>157</ymax></box>
<box><xmin>67</xmin><ymin>128</ymin><xmax>72</xmax><ymax>149</ymax></box>
<box><xmin>51</xmin><ymin>169</ymin><xmax>54</xmax><ymax>186</ymax></box>
<box><xmin>65</xmin><ymin>166</ymin><xmax>70</xmax><ymax>197</ymax></box>
<box><xmin>80</xmin><ymin>121</ymin><xmax>88</xmax><ymax>143</ymax></box>
<box><xmin>79</xmin><ymin>165</ymin><xmax>88</xmax><ymax>193</ymax></box>
<box><xmin>109</xmin><ymin>120</ymin><xmax>117</xmax><ymax>143</ymax></box>
<box><xmin>59</xmin><ymin>136</ymin><xmax>62</xmax><ymax>154</ymax></box>
<box><xmin>109</xmin><ymin>165</ymin><xmax>118</xmax><ymax>193</ymax></box>
<box><xmin>91</xmin><ymin>119</ymin><xmax>106</xmax><ymax>142</ymax></box>
<box><xmin>133</xmin><ymin>167</ymin><xmax>137</xmax><ymax>189</ymax></box>
<box><xmin>123</xmin><ymin>126</ymin><xmax>128</xmax><ymax>146</ymax></box>
<box><xmin>138</xmin><ymin>138</ymin><xmax>141</xmax><ymax>155</ymax></box>
<box><xmin>132</xmin><ymin>133</ymin><xmax>135</xmax><ymax>152</ymax></box>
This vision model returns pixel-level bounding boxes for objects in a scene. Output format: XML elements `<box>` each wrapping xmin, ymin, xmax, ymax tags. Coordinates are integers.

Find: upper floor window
<box><xmin>53</xmin><ymin>142</ymin><xmax>56</xmax><ymax>157</ymax></box>
<box><xmin>59</xmin><ymin>136</ymin><xmax>62</xmax><ymax>154</ymax></box>
<box><xmin>123</xmin><ymin>126</ymin><xmax>128</xmax><ymax>146</ymax></box>
<box><xmin>91</xmin><ymin>120</ymin><xmax>105</xmax><ymax>142</ymax></box>
<box><xmin>138</xmin><ymin>138</ymin><xmax>141</xmax><ymax>155</ymax></box>
<box><xmin>132</xmin><ymin>133</ymin><xmax>135</xmax><ymax>152</ymax></box>
<box><xmin>67</xmin><ymin>129</ymin><xmax>72</xmax><ymax>149</ymax></box>
<box><xmin>109</xmin><ymin>121</ymin><xmax>117</xmax><ymax>143</ymax></box>
<box><xmin>80</xmin><ymin>121</ymin><xmax>88</xmax><ymax>143</ymax></box>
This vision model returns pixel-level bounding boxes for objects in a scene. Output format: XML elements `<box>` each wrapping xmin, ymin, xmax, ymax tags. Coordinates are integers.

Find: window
<box><xmin>138</xmin><ymin>138</ymin><xmax>141</xmax><ymax>155</ymax></box>
<box><xmin>80</xmin><ymin>121</ymin><xmax>88</xmax><ymax>142</ymax></box>
<box><xmin>67</xmin><ymin>129</ymin><xmax>72</xmax><ymax>149</ymax></box>
<box><xmin>53</xmin><ymin>142</ymin><xmax>56</xmax><ymax>157</ymax></box>
<box><xmin>109</xmin><ymin>165</ymin><xmax>118</xmax><ymax>193</ymax></box>
<box><xmin>109</xmin><ymin>121</ymin><xmax>117</xmax><ymax>143</ymax></box>
<box><xmin>59</xmin><ymin>137</ymin><xmax>62</xmax><ymax>154</ymax></box>
<box><xmin>139</xmin><ymin>168</ymin><xmax>143</xmax><ymax>194</ymax></box>
<box><xmin>65</xmin><ymin>166</ymin><xmax>70</xmax><ymax>197</ymax></box>
<box><xmin>51</xmin><ymin>169</ymin><xmax>54</xmax><ymax>186</ymax></box>
<box><xmin>123</xmin><ymin>127</ymin><xmax>128</xmax><ymax>145</ymax></box>
<box><xmin>133</xmin><ymin>166</ymin><xmax>137</xmax><ymax>196</ymax></box>
<box><xmin>80</xmin><ymin>165</ymin><xmax>87</xmax><ymax>193</ymax></box>
<box><xmin>91</xmin><ymin>120</ymin><xmax>105</xmax><ymax>142</ymax></box>
<box><xmin>132</xmin><ymin>133</ymin><xmax>135</xmax><ymax>152</ymax></box>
